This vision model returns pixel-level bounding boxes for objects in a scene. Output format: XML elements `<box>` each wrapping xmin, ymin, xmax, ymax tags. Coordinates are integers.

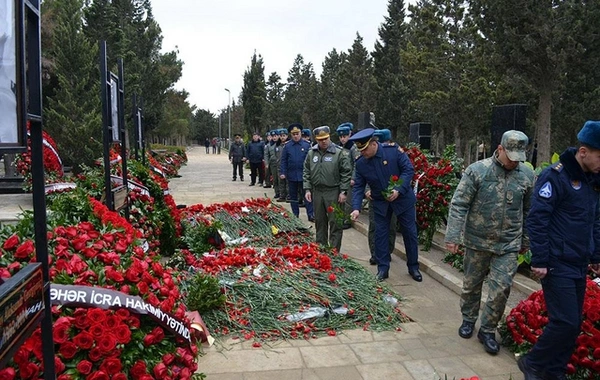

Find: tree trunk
<box><xmin>535</xmin><ymin>86</ymin><xmax>552</xmax><ymax>165</ymax></box>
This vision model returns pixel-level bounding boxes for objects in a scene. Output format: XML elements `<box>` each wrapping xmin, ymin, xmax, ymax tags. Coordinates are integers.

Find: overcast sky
<box><xmin>151</xmin><ymin>0</ymin><xmax>401</xmax><ymax>114</ymax></box>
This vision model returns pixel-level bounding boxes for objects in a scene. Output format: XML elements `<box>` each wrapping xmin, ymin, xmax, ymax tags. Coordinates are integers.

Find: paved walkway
<box><xmin>169</xmin><ymin>146</ymin><xmax>537</xmax><ymax>380</ymax></box>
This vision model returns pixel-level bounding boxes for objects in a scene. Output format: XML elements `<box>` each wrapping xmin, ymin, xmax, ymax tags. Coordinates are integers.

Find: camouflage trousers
<box><xmin>460</xmin><ymin>248</ymin><xmax>518</xmax><ymax>333</ymax></box>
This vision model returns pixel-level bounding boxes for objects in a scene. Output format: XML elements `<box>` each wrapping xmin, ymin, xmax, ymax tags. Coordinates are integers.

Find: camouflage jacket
<box><xmin>445</xmin><ymin>153</ymin><xmax>535</xmax><ymax>254</ymax></box>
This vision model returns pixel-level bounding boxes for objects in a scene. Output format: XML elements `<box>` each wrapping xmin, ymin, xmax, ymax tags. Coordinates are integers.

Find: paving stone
<box><xmin>337</xmin><ymin>329</ymin><xmax>374</xmax><ymax>343</ymax></box>
<box><xmin>243</xmin><ymin>369</ymin><xmax>303</xmax><ymax>380</ymax></box>
<box><xmin>403</xmin><ymin>359</ymin><xmax>439</xmax><ymax>380</ymax></box>
<box><xmin>309</xmin><ymin>366</ymin><xmax>364</xmax><ymax>380</ymax></box>
<box><xmin>460</xmin><ymin>352</ymin><xmax>520</xmax><ymax>377</ymax></box>
<box><xmin>357</xmin><ymin>362</ymin><xmax>415</xmax><ymax>380</ymax></box>
<box><xmin>200</xmin><ymin>347</ymin><xmax>304</xmax><ymax>373</ymax></box>
<box><xmin>299</xmin><ymin>345</ymin><xmax>361</xmax><ymax>368</ymax></box>
<box><xmin>349</xmin><ymin>340</ymin><xmax>413</xmax><ymax>364</ymax></box>
<box><xmin>427</xmin><ymin>356</ymin><xmax>478</xmax><ymax>379</ymax></box>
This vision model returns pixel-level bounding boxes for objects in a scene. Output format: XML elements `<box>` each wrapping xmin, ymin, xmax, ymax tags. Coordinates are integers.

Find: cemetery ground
<box><xmin>165</xmin><ymin>146</ymin><xmax>532</xmax><ymax>380</ymax></box>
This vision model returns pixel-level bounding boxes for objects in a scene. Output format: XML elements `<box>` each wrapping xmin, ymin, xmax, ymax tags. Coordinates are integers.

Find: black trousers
<box><xmin>250</xmin><ymin>162</ymin><xmax>264</xmax><ymax>184</ymax></box>
<box><xmin>232</xmin><ymin>162</ymin><xmax>244</xmax><ymax>179</ymax></box>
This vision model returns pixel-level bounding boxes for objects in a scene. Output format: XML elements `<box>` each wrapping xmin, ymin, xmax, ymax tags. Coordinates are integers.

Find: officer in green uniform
<box><xmin>445</xmin><ymin>130</ymin><xmax>535</xmax><ymax>355</ymax></box>
<box><xmin>336</xmin><ymin>123</ymin><xmax>358</xmax><ymax>229</ymax></box>
<box><xmin>264</xmin><ymin>130</ymin><xmax>280</xmax><ymax>197</ymax></box>
<box><xmin>277</xmin><ymin>128</ymin><xmax>289</xmax><ymax>202</ymax></box>
<box><xmin>303</xmin><ymin>126</ymin><xmax>352</xmax><ymax>252</ymax></box>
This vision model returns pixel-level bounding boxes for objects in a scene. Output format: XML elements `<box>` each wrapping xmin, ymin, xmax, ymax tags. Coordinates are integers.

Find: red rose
<box><xmin>85</xmin><ymin>370</ymin><xmax>109</xmax><ymax>380</ymax></box>
<box><xmin>53</xmin><ymin>323</ymin><xmax>70</xmax><ymax>344</ymax></box>
<box><xmin>391</xmin><ymin>175</ymin><xmax>399</xmax><ymax>182</ymax></box>
<box><xmin>137</xmin><ymin>281</ymin><xmax>149</xmax><ymax>295</ymax></box>
<box><xmin>54</xmin><ymin>356</ymin><xmax>66</xmax><ymax>374</ymax></box>
<box><xmin>2</xmin><ymin>234</ymin><xmax>20</xmax><ymax>250</ymax></box>
<box><xmin>58</xmin><ymin>342</ymin><xmax>78</xmax><ymax>359</ymax></box>
<box><xmin>327</xmin><ymin>206</ymin><xmax>334</xmax><ymax>213</ymax></box>
<box><xmin>96</xmin><ymin>334</ymin><xmax>117</xmax><ymax>354</ymax></box>
<box><xmin>86</xmin><ymin>309</ymin><xmax>107</xmax><ymax>325</ymax></box>
<box><xmin>89</xmin><ymin>324</ymin><xmax>104</xmax><ymax>337</ymax></box>
<box><xmin>115</xmin><ymin>325</ymin><xmax>132</xmax><ymax>344</ymax></box>
<box><xmin>104</xmin><ymin>266</ymin><xmax>124</xmax><ymax>282</ymax></box>
<box><xmin>18</xmin><ymin>362</ymin><xmax>39</xmax><ymax>379</ymax></box>
<box><xmin>99</xmin><ymin>358</ymin><xmax>122</xmax><ymax>375</ymax></box>
<box><xmin>162</xmin><ymin>353</ymin><xmax>175</xmax><ymax>366</ymax></box>
<box><xmin>129</xmin><ymin>361</ymin><xmax>147</xmax><ymax>379</ymax></box>
<box><xmin>77</xmin><ymin>360</ymin><xmax>93</xmax><ymax>375</ymax></box>
<box><xmin>12</xmin><ymin>347</ymin><xmax>29</xmax><ymax>366</ymax></box>
<box><xmin>112</xmin><ymin>374</ymin><xmax>127</xmax><ymax>380</ymax></box>
<box><xmin>14</xmin><ymin>240</ymin><xmax>35</xmax><ymax>259</ymax></box>
<box><xmin>73</xmin><ymin>331</ymin><xmax>95</xmax><ymax>350</ymax></box>
<box><xmin>0</xmin><ymin>367</ymin><xmax>16</xmax><ymax>380</ymax></box>
<box><xmin>88</xmin><ymin>347</ymin><xmax>103</xmax><ymax>362</ymax></box>
<box><xmin>57</xmin><ymin>375</ymin><xmax>73</xmax><ymax>380</ymax></box>
<box><xmin>0</xmin><ymin>267</ymin><xmax>11</xmax><ymax>279</ymax></box>
<box><xmin>142</xmin><ymin>333</ymin><xmax>155</xmax><ymax>346</ymax></box>
<box><xmin>153</xmin><ymin>363</ymin><xmax>168</xmax><ymax>379</ymax></box>
<box><xmin>150</xmin><ymin>327</ymin><xmax>165</xmax><ymax>343</ymax></box>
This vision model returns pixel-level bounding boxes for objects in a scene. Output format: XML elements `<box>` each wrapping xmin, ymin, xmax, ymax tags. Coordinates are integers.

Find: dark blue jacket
<box><xmin>246</xmin><ymin>140</ymin><xmax>265</xmax><ymax>163</ymax></box>
<box><xmin>527</xmin><ymin>147</ymin><xmax>600</xmax><ymax>278</ymax></box>
<box><xmin>352</xmin><ymin>143</ymin><xmax>416</xmax><ymax>213</ymax></box>
<box><xmin>280</xmin><ymin>139</ymin><xmax>310</xmax><ymax>182</ymax></box>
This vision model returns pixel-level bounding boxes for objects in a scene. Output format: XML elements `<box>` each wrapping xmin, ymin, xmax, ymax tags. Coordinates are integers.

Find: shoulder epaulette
<box><xmin>383</xmin><ymin>142</ymin><xmax>396</xmax><ymax>147</ymax></box>
<box><xmin>552</xmin><ymin>162</ymin><xmax>564</xmax><ymax>172</ymax></box>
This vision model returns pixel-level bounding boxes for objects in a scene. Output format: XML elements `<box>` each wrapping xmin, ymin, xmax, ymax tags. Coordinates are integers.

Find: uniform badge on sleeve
<box><xmin>539</xmin><ymin>182</ymin><xmax>552</xmax><ymax>198</ymax></box>
<box><xmin>313</xmin><ymin>156</ymin><xmax>318</xmax><ymax>163</ymax></box>
<box><xmin>571</xmin><ymin>180</ymin><xmax>581</xmax><ymax>190</ymax></box>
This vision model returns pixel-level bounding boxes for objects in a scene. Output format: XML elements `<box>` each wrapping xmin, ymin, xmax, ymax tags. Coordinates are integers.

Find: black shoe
<box><xmin>263</xmin><ymin>185</ymin><xmax>272</xmax><ymax>188</ymax></box>
<box><xmin>376</xmin><ymin>271</ymin><xmax>389</xmax><ymax>281</ymax></box>
<box><xmin>517</xmin><ymin>356</ymin><xmax>546</xmax><ymax>380</ymax></box>
<box><xmin>285</xmin><ymin>197</ymin><xmax>291</xmax><ymax>203</ymax></box>
<box><xmin>240</xmin><ymin>178</ymin><xmax>244</xmax><ymax>181</ymax></box>
<box><xmin>477</xmin><ymin>330</ymin><xmax>500</xmax><ymax>354</ymax></box>
<box><xmin>458</xmin><ymin>320</ymin><xmax>475</xmax><ymax>339</ymax></box>
<box><xmin>232</xmin><ymin>178</ymin><xmax>236</xmax><ymax>181</ymax></box>
<box><xmin>409</xmin><ymin>269</ymin><xmax>423</xmax><ymax>282</ymax></box>
<box><xmin>369</xmin><ymin>257</ymin><xmax>377</xmax><ymax>265</ymax></box>
<box><xmin>308</xmin><ymin>217</ymin><xmax>315</xmax><ymax>223</ymax></box>
<box><xmin>298</xmin><ymin>202</ymin><xmax>305</xmax><ymax>207</ymax></box>
<box><xmin>249</xmin><ymin>183</ymin><xmax>255</xmax><ymax>186</ymax></box>
<box><xmin>277</xmin><ymin>198</ymin><xmax>286</xmax><ymax>202</ymax></box>
<box><xmin>342</xmin><ymin>222</ymin><xmax>352</xmax><ymax>230</ymax></box>
<box><xmin>274</xmin><ymin>194</ymin><xmax>280</xmax><ymax>199</ymax></box>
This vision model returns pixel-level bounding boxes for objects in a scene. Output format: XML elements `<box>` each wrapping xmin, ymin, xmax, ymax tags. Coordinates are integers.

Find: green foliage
<box><xmin>242</xmin><ymin>52</ymin><xmax>267</xmax><ymax>134</ymax></box>
<box><xmin>183</xmin><ymin>272</ymin><xmax>226</xmax><ymax>314</ymax></box>
<box><xmin>181</xmin><ymin>219</ymin><xmax>223</xmax><ymax>254</ymax></box>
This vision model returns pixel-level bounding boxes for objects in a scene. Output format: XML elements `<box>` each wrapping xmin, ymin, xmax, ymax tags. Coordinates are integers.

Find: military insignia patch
<box><xmin>539</xmin><ymin>182</ymin><xmax>552</xmax><ymax>198</ymax></box>
<box><xmin>313</xmin><ymin>156</ymin><xmax>318</xmax><ymax>163</ymax></box>
<box><xmin>571</xmin><ymin>180</ymin><xmax>581</xmax><ymax>190</ymax></box>
<box><xmin>324</xmin><ymin>156</ymin><xmax>333</xmax><ymax>162</ymax></box>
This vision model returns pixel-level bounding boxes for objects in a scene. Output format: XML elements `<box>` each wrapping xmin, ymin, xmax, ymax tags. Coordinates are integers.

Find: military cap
<box><xmin>234</xmin><ymin>133</ymin><xmax>242</xmax><ymax>137</ymax></box>
<box><xmin>501</xmin><ymin>130</ymin><xmax>528</xmax><ymax>162</ymax></box>
<box><xmin>337</xmin><ymin>122</ymin><xmax>354</xmax><ymax>131</ymax></box>
<box><xmin>349</xmin><ymin>128</ymin><xmax>376</xmax><ymax>151</ymax></box>
<box><xmin>288</xmin><ymin>123</ymin><xmax>303</xmax><ymax>134</ymax></box>
<box><xmin>577</xmin><ymin>121</ymin><xmax>600</xmax><ymax>150</ymax></box>
<box><xmin>279</xmin><ymin>128</ymin><xmax>288</xmax><ymax>135</ymax></box>
<box><xmin>269</xmin><ymin>130</ymin><xmax>278</xmax><ymax>136</ymax></box>
<box><xmin>380</xmin><ymin>129</ymin><xmax>392</xmax><ymax>142</ymax></box>
<box><xmin>302</xmin><ymin>128</ymin><xmax>311</xmax><ymax>137</ymax></box>
<box><xmin>336</xmin><ymin>126</ymin><xmax>351</xmax><ymax>136</ymax></box>
<box><xmin>313</xmin><ymin>126</ymin><xmax>331</xmax><ymax>140</ymax></box>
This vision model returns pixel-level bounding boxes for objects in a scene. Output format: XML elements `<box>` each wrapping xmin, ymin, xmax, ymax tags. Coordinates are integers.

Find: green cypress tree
<box><xmin>241</xmin><ymin>52</ymin><xmax>266</xmax><ymax>135</ymax></box>
<box><xmin>43</xmin><ymin>0</ymin><xmax>102</xmax><ymax>173</ymax></box>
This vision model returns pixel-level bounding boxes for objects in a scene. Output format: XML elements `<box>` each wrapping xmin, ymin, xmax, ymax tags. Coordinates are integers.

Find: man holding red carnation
<box><xmin>519</xmin><ymin>121</ymin><xmax>600</xmax><ymax>380</ymax></box>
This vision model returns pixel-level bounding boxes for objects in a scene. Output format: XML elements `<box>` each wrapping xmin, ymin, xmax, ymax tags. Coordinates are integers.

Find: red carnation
<box><xmin>2</xmin><ymin>234</ymin><xmax>20</xmax><ymax>250</ymax></box>
<box><xmin>86</xmin><ymin>370</ymin><xmax>109</xmax><ymax>380</ymax></box>
<box><xmin>391</xmin><ymin>175</ymin><xmax>399</xmax><ymax>182</ymax></box>
<box><xmin>328</xmin><ymin>273</ymin><xmax>337</xmax><ymax>282</ymax></box>
<box><xmin>77</xmin><ymin>360</ymin><xmax>93</xmax><ymax>375</ymax></box>
<box><xmin>327</xmin><ymin>206</ymin><xmax>334</xmax><ymax>213</ymax></box>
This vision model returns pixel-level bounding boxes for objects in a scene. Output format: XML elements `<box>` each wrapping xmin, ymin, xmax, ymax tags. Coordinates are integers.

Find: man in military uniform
<box><xmin>304</xmin><ymin>126</ymin><xmax>352</xmax><ymax>252</ymax></box>
<box><xmin>349</xmin><ymin>128</ymin><xmax>421</xmax><ymax>283</ymax></box>
<box><xmin>263</xmin><ymin>131</ymin><xmax>273</xmax><ymax>188</ymax></box>
<box><xmin>367</xmin><ymin>129</ymin><xmax>397</xmax><ymax>265</ymax></box>
<box><xmin>302</xmin><ymin>128</ymin><xmax>312</xmax><ymax>144</ymax></box>
<box><xmin>445</xmin><ymin>130</ymin><xmax>535</xmax><ymax>355</ymax></box>
<box><xmin>336</xmin><ymin>123</ymin><xmax>358</xmax><ymax>230</ymax></box>
<box><xmin>265</xmin><ymin>130</ymin><xmax>280</xmax><ymax>197</ymax></box>
<box><xmin>280</xmin><ymin>123</ymin><xmax>312</xmax><ymax>219</ymax></box>
<box><xmin>228</xmin><ymin>133</ymin><xmax>246</xmax><ymax>181</ymax></box>
<box><xmin>277</xmin><ymin>128</ymin><xmax>289</xmax><ymax>202</ymax></box>
<box><xmin>518</xmin><ymin>121</ymin><xmax>600</xmax><ymax>380</ymax></box>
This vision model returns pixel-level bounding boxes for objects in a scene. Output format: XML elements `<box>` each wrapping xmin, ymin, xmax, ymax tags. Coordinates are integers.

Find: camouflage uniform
<box><xmin>445</xmin><ymin>151</ymin><xmax>535</xmax><ymax>333</ymax></box>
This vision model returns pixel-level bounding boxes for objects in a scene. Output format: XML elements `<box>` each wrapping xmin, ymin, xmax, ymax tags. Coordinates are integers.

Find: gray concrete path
<box><xmin>169</xmin><ymin>146</ymin><xmax>536</xmax><ymax>380</ymax></box>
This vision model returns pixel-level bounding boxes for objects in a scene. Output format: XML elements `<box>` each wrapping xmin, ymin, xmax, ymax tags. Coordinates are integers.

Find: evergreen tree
<box><xmin>318</xmin><ymin>49</ymin><xmax>346</xmax><ymax>129</ymax></box>
<box><xmin>43</xmin><ymin>0</ymin><xmax>102</xmax><ymax>173</ymax></box>
<box><xmin>241</xmin><ymin>52</ymin><xmax>266</xmax><ymax>135</ymax></box>
<box><xmin>469</xmin><ymin>0</ymin><xmax>580</xmax><ymax>164</ymax></box>
<box><xmin>372</xmin><ymin>0</ymin><xmax>409</xmax><ymax>139</ymax></box>
<box><xmin>282</xmin><ymin>55</ymin><xmax>319</xmax><ymax>128</ymax></box>
<box><xmin>264</xmin><ymin>72</ymin><xmax>286</xmax><ymax>129</ymax></box>
<box><xmin>336</xmin><ymin>34</ymin><xmax>377</xmax><ymax>126</ymax></box>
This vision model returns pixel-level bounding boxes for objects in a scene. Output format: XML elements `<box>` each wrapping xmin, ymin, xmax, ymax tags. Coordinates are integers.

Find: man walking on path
<box><xmin>228</xmin><ymin>134</ymin><xmax>246</xmax><ymax>181</ymax></box>
<box><xmin>349</xmin><ymin>128</ymin><xmax>421</xmax><ymax>283</ymax></box>
<box><xmin>445</xmin><ymin>130</ymin><xmax>535</xmax><ymax>355</ymax></box>
<box><xmin>304</xmin><ymin>126</ymin><xmax>352</xmax><ymax>252</ymax></box>
<box><xmin>280</xmin><ymin>123</ymin><xmax>312</xmax><ymax>219</ymax></box>
<box><xmin>518</xmin><ymin>121</ymin><xmax>600</xmax><ymax>379</ymax></box>
<box><xmin>247</xmin><ymin>131</ymin><xmax>265</xmax><ymax>186</ymax></box>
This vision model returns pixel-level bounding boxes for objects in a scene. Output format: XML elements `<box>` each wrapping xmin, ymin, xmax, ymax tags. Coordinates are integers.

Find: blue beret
<box><xmin>302</xmin><ymin>128</ymin><xmax>311</xmax><ymax>137</ymax></box>
<box><xmin>279</xmin><ymin>128</ymin><xmax>288</xmax><ymax>135</ymax></box>
<box><xmin>337</xmin><ymin>122</ymin><xmax>354</xmax><ymax>131</ymax></box>
<box><xmin>577</xmin><ymin>121</ymin><xmax>600</xmax><ymax>150</ymax></box>
<box><xmin>336</xmin><ymin>126</ymin><xmax>351</xmax><ymax>136</ymax></box>
<box><xmin>349</xmin><ymin>128</ymin><xmax>375</xmax><ymax>151</ymax></box>
<box><xmin>288</xmin><ymin>123</ymin><xmax>303</xmax><ymax>134</ymax></box>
